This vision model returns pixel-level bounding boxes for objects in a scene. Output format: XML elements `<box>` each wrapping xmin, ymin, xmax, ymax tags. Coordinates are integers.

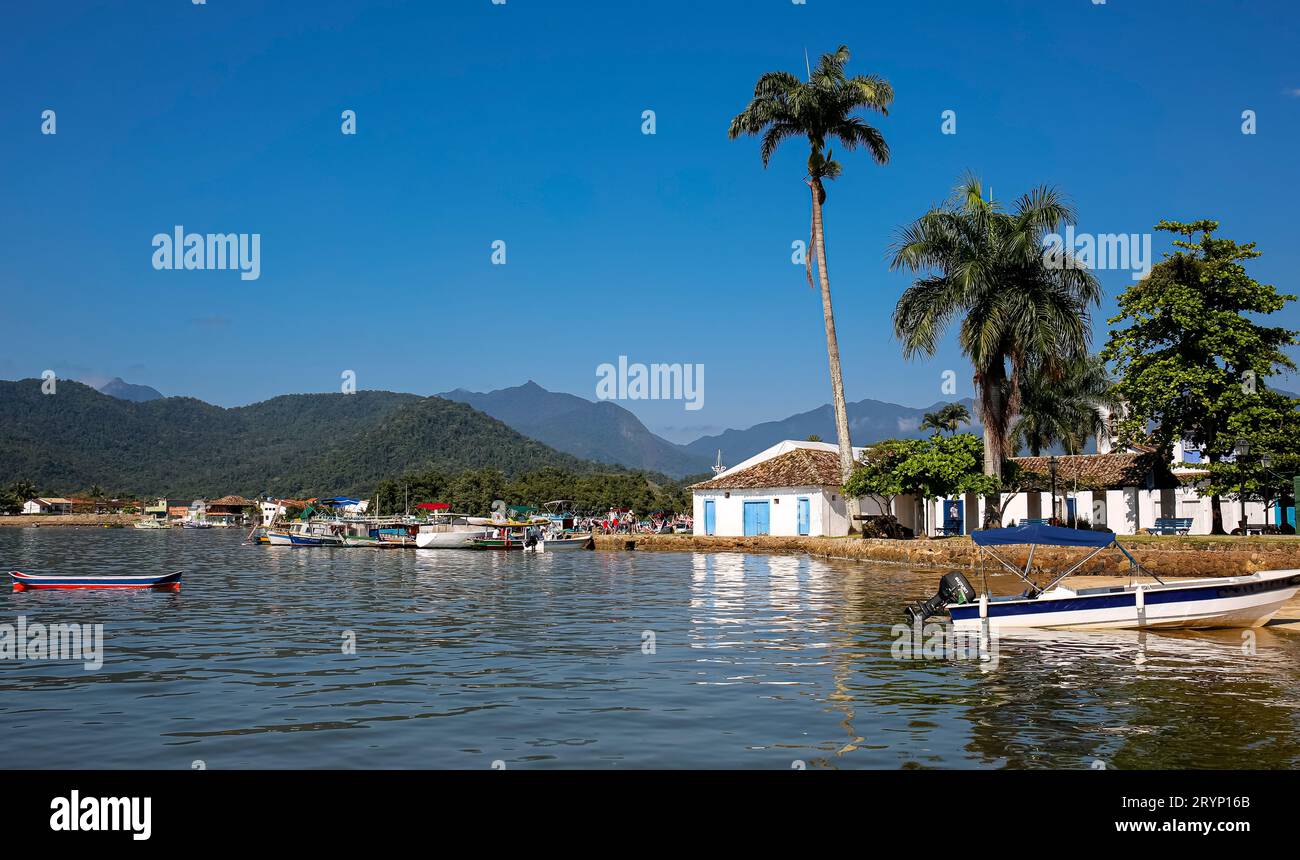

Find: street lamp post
<box><xmin>1234</xmin><ymin>439</ymin><xmax>1250</xmax><ymax>536</ymax></box>
<box><xmin>1262</xmin><ymin>452</ymin><xmax>1274</xmax><ymax>530</ymax></box>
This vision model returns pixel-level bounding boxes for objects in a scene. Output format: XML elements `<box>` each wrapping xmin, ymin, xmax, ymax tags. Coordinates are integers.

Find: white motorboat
<box><xmin>416</xmin><ymin>514</ymin><xmax>493</xmax><ymax>549</ymax></box>
<box><xmin>539</xmin><ymin>532</ymin><xmax>593</xmax><ymax>551</ymax></box>
<box><xmin>908</xmin><ymin>523</ymin><xmax>1300</xmax><ymax>632</ymax></box>
<box><xmin>535</xmin><ymin>500</ymin><xmax>593</xmax><ymax>551</ymax></box>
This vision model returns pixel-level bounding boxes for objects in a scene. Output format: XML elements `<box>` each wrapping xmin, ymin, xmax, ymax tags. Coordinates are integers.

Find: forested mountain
<box><xmin>0</xmin><ymin>380</ymin><xmax>604</xmax><ymax>498</ymax></box>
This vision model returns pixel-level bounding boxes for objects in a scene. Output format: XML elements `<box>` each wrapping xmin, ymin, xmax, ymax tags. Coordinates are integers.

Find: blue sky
<box><xmin>2</xmin><ymin>0</ymin><xmax>1298</xmax><ymax>442</ymax></box>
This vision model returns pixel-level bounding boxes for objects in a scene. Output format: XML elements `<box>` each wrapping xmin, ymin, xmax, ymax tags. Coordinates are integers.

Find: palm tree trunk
<box><xmin>810</xmin><ymin>179</ymin><xmax>859</xmax><ymax>534</ymax></box>
<box><xmin>979</xmin><ymin>362</ymin><xmax>1009</xmax><ymax>529</ymax></box>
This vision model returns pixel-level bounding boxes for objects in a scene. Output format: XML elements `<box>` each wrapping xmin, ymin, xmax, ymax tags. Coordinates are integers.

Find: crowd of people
<box><xmin>574</xmin><ymin>510</ymin><xmax>693</xmax><ymax>535</ymax></box>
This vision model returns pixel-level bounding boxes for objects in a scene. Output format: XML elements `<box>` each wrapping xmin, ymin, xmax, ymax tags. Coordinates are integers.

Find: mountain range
<box><xmin>4</xmin><ymin>376</ymin><xmax>981</xmax><ymax>495</ymax></box>
<box><xmin>444</xmin><ymin>382</ymin><xmax>980</xmax><ymax>474</ymax></box>
<box><xmin>440</xmin><ymin>381</ymin><xmax>714</xmax><ymax>478</ymax></box>
<box><xmin>681</xmin><ymin>396</ymin><xmax>982</xmax><ymax>467</ymax></box>
<box><xmin>0</xmin><ymin>381</ymin><xmax>599</xmax><ymax>498</ymax></box>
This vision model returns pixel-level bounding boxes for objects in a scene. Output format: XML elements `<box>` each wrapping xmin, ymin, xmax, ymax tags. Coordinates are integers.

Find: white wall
<box><xmin>693</xmin><ymin>487</ymin><xmax>846</xmax><ymax>537</ymax></box>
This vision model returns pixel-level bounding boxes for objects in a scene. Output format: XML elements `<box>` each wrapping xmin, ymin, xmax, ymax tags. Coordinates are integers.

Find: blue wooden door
<box><xmin>743</xmin><ymin>501</ymin><xmax>771</xmax><ymax>536</ymax></box>
<box><xmin>703</xmin><ymin>500</ymin><xmax>716</xmax><ymax>535</ymax></box>
<box><xmin>797</xmin><ymin>497</ymin><xmax>810</xmax><ymax>535</ymax></box>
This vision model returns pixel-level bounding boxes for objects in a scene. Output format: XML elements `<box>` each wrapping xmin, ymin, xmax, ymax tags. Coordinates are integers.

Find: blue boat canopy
<box><xmin>971</xmin><ymin>523</ymin><xmax>1116</xmax><ymax>548</ymax></box>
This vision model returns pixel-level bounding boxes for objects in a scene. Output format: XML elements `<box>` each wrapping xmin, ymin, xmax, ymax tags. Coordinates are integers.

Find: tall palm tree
<box><xmin>729</xmin><ymin>46</ymin><xmax>892</xmax><ymax>531</ymax></box>
<box><xmin>1014</xmin><ymin>354</ymin><xmax>1119</xmax><ymax>456</ymax></box>
<box><xmin>891</xmin><ymin>175</ymin><xmax>1101</xmax><ymax>526</ymax></box>
<box><xmin>920</xmin><ymin>402</ymin><xmax>971</xmax><ymax>436</ymax></box>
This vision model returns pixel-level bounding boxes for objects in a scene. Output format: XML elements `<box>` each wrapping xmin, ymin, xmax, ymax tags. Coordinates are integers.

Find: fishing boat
<box><xmin>11</xmin><ymin>570</ymin><xmax>182</xmax><ymax>591</ymax></box>
<box><xmin>264</xmin><ymin>520</ymin><xmax>347</xmax><ymax>546</ymax></box>
<box><xmin>133</xmin><ymin>519</ymin><xmax>170</xmax><ymax>530</ymax></box>
<box><xmin>907</xmin><ymin>523</ymin><xmax>1300</xmax><ymax>632</ymax></box>
<box><xmin>182</xmin><ymin>520</ymin><xmax>213</xmax><ymax>530</ymax></box>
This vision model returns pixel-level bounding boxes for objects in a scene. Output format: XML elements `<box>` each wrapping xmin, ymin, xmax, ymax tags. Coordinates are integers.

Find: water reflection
<box><xmin>1</xmin><ymin>529</ymin><xmax>1297</xmax><ymax>768</ymax></box>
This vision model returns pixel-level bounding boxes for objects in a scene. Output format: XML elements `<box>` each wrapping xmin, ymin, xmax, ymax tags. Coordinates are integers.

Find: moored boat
<box><xmin>265</xmin><ymin>520</ymin><xmax>346</xmax><ymax>546</ymax></box>
<box><xmin>133</xmin><ymin>519</ymin><xmax>171</xmax><ymax>530</ymax></box>
<box><xmin>416</xmin><ymin>512</ymin><xmax>493</xmax><ymax>549</ymax></box>
<box><xmin>539</xmin><ymin>532</ymin><xmax>594</xmax><ymax>551</ymax></box>
<box><xmin>908</xmin><ymin>523</ymin><xmax>1300</xmax><ymax>632</ymax></box>
<box><xmin>537</xmin><ymin>500</ymin><xmax>593</xmax><ymax>550</ymax></box>
<box><xmin>11</xmin><ymin>570</ymin><xmax>182</xmax><ymax>591</ymax></box>
<box><xmin>472</xmin><ymin>522</ymin><xmax>543</xmax><ymax>550</ymax></box>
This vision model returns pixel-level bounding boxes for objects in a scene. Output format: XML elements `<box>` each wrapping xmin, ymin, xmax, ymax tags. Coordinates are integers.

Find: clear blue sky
<box><xmin>3</xmin><ymin>0</ymin><xmax>1298</xmax><ymax>442</ymax></box>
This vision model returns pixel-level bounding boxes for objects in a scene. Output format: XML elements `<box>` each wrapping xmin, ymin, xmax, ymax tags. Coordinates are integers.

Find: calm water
<box><xmin>2</xmin><ymin>527</ymin><xmax>1299</xmax><ymax>769</ymax></box>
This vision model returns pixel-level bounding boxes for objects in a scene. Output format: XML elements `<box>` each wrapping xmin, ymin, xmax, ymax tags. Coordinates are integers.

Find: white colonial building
<box><xmin>690</xmin><ymin>441</ymin><xmax>883</xmax><ymax>537</ymax></box>
<box><xmin>691</xmin><ymin>438</ymin><xmax>1278</xmax><ymax>538</ymax></box>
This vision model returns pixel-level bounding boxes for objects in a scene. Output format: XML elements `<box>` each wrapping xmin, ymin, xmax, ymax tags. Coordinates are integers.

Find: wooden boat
<box><xmin>10</xmin><ymin>570</ymin><xmax>182</xmax><ymax>591</ymax></box>
<box><xmin>133</xmin><ymin>519</ymin><xmax>170</xmax><ymax>530</ymax></box>
<box><xmin>908</xmin><ymin>523</ymin><xmax>1300</xmax><ymax>632</ymax></box>
<box><xmin>265</xmin><ymin>520</ymin><xmax>346</xmax><ymax>546</ymax></box>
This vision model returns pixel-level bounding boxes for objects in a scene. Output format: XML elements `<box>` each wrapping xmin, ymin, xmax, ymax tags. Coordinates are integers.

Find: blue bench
<box><xmin>1147</xmin><ymin>517</ymin><xmax>1193</xmax><ymax>536</ymax></box>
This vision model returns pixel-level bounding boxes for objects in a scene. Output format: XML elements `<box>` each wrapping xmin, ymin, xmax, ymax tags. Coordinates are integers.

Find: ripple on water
<box><xmin>1</xmin><ymin>529</ymin><xmax>1299</xmax><ymax>768</ymax></box>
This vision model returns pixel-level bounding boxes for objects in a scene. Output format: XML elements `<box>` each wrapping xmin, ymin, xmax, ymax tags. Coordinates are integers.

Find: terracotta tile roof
<box><xmin>1010</xmin><ymin>453</ymin><xmax>1179</xmax><ymax>490</ymax></box>
<box><xmin>691</xmin><ymin>448</ymin><xmax>845</xmax><ymax>490</ymax></box>
<box><xmin>207</xmin><ymin>495</ymin><xmax>253</xmax><ymax>507</ymax></box>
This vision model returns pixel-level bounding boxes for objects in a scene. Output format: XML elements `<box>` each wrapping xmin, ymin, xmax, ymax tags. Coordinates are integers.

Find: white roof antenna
<box><xmin>713</xmin><ymin>450</ymin><xmax>727</xmax><ymax>476</ymax></box>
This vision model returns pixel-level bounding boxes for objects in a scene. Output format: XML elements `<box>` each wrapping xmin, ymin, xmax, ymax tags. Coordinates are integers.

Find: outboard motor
<box><xmin>905</xmin><ymin>572</ymin><xmax>977</xmax><ymax>623</ymax></box>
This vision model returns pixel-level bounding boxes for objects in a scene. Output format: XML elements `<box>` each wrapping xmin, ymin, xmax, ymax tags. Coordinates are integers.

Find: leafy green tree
<box><xmin>1101</xmin><ymin>219</ymin><xmax>1299</xmax><ymax>533</ymax></box>
<box><xmin>920</xmin><ymin>402</ymin><xmax>971</xmax><ymax>436</ymax></box>
<box><xmin>844</xmin><ymin>434</ymin><xmax>999</xmax><ymax>536</ymax></box>
<box><xmin>892</xmin><ymin>175</ymin><xmax>1101</xmax><ymax>526</ymax></box>
<box><xmin>1013</xmin><ymin>354</ymin><xmax>1118</xmax><ymax>455</ymax></box>
<box><xmin>9</xmin><ymin>479</ymin><xmax>37</xmax><ymax>504</ymax></box>
<box><xmin>730</xmin><ymin>45</ymin><xmax>893</xmax><ymax>532</ymax></box>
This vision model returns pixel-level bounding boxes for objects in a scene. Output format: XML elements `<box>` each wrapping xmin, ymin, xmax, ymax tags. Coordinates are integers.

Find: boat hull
<box><xmin>11</xmin><ymin>570</ymin><xmax>182</xmax><ymax>591</ymax></box>
<box><xmin>416</xmin><ymin>531</ymin><xmax>483</xmax><ymax>549</ymax></box>
<box><xmin>472</xmin><ymin>539</ymin><xmax>527</xmax><ymax>550</ymax></box>
<box><xmin>540</xmin><ymin>534</ymin><xmax>593</xmax><ymax>551</ymax></box>
<box><xmin>265</xmin><ymin>531</ymin><xmax>344</xmax><ymax>547</ymax></box>
<box><xmin>950</xmin><ymin>570</ymin><xmax>1300</xmax><ymax>632</ymax></box>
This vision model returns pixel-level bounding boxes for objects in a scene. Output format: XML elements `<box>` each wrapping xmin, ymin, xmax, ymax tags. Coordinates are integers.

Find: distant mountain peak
<box><xmin>97</xmin><ymin>378</ymin><xmax>164</xmax><ymax>403</ymax></box>
<box><xmin>439</xmin><ymin>381</ymin><xmax>711</xmax><ymax>478</ymax></box>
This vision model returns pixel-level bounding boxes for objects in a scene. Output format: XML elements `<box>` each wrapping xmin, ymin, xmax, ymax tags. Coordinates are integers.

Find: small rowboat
<box><xmin>10</xmin><ymin>570</ymin><xmax>182</xmax><ymax>591</ymax></box>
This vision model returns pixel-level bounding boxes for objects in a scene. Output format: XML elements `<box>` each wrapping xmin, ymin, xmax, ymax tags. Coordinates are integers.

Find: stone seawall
<box><xmin>593</xmin><ymin>534</ymin><xmax>1300</xmax><ymax>578</ymax></box>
